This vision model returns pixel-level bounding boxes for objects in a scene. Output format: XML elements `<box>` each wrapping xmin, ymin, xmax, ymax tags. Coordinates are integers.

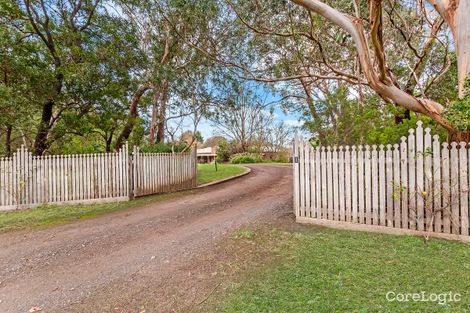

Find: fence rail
<box><xmin>293</xmin><ymin>121</ymin><xmax>470</xmax><ymax>238</ymax></box>
<box><xmin>0</xmin><ymin>144</ymin><xmax>197</xmax><ymax>211</ymax></box>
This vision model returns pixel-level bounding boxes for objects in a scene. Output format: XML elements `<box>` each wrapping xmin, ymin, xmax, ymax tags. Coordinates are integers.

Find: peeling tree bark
<box><xmin>427</xmin><ymin>0</ymin><xmax>470</xmax><ymax>97</ymax></box>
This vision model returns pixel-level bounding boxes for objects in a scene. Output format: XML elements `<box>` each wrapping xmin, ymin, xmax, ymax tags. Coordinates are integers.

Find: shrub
<box><xmin>230</xmin><ymin>153</ymin><xmax>263</xmax><ymax>164</ymax></box>
<box><xmin>271</xmin><ymin>153</ymin><xmax>289</xmax><ymax>163</ymax></box>
<box><xmin>216</xmin><ymin>139</ymin><xmax>238</xmax><ymax>162</ymax></box>
<box><xmin>140</xmin><ymin>142</ymin><xmax>187</xmax><ymax>153</ymax></box>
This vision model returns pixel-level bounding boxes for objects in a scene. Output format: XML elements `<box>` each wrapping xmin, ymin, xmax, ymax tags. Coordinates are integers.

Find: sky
<box><xmin>195</xmin><ymin>108</ymin><xmax>304</xmax><ymax>140</ymax></box>
<box><xmin>170</xmin><ymin>86</ymin><xmax>305</xmax><ymax>141</ymax></box>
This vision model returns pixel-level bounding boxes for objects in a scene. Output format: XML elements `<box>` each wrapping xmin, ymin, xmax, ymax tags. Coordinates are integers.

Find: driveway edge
<box><xmin>196</xmin><ymin>166</ymin><xmax>251</xmax><ymax>188</ymax></box>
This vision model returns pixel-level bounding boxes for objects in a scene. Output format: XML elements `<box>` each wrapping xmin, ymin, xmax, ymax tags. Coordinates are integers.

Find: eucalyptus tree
<box><xmin>209</xmin><ymin>80</ymin><xmax>275</xmax><ymax>152</ymax></box>
<box><xmin>0</xmin><ymin>1</ymin><xmax>141</xmax><ymax>154</ymax></box>
<box><xmin>170</xmin><ymin>0</ymin><xmax>463</xmax><ymax>140</ymax></box>
<box><xmin>113</xmin><ymin>0</ymin><xmax>216</xmax><ymax>149</ymax></box>
<box><xmin>221</xmin><ymin>0</ymin><xmax>467</xmax><ymax>140</ymax></box>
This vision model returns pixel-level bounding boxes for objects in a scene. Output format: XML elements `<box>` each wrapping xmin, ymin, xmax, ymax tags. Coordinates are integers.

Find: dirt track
<box><xmin>0</xmin><ymin>164</ymin><xmax>293</xmax><ymax>313</ymax></box>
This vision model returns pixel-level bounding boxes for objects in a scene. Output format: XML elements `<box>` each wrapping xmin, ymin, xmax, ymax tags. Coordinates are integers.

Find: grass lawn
<box><xmin>197</xmin><ymin>163</ymin><xmax>247</xmax><ymax>185</ymax></box>
<box><xmin>0</xmin><ymin>163</ymin><xmax>246</xmax><ymax>232</ymax></box>
<box><xmin>205</xmin><ymin>225</ymin><xmax>470</xmax><ymax>313</ymax></box>
<box><xmin>0</xmin><ymin>190</ymin><xmax>194</xmax><ymax>233</ymax></box>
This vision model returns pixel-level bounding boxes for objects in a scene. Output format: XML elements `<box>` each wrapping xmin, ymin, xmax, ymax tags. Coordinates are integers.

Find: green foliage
<box><xmin>216</xmin><ymin>139</ymin><xmax>238</xmax><ymax>162</ymax></box>
<box><xmin>444</xmin><ymin>76</ymin><xmax>470</xmax><ymax>131</ymax></box>
<box><xmin>140</xmin><ymin>142</ymin><xmax>188</xmax><ymax>153</ymax></box>
<box><xmin>230</xmin><ymin>153</ymin><xmax>264</xmax><ymax>164</ymax></box>
<box><xmin>232</xmin><ymin>228</ymin><xmax>256</xmax><ymax>240</ymax></box>
<box><xmin>194</xmin><ymin>131</ymin><xmax>204</xmax><ymax>143</ymax></box>
<box><xmin>301</xmin><ymin>86</ymin><xmax>447</xmax><ymax>146</ymax></box>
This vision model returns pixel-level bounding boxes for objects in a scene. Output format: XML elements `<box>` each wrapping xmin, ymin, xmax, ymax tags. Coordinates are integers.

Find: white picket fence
<box><xmin>0</xmin><ymin>144</ymin><xmax>197</xmax><ymax>211</ymax></box>
<box><xmin>293</xmin><ymin>121</ymin><xmax>470</xmax><ymax>238</ymax></box>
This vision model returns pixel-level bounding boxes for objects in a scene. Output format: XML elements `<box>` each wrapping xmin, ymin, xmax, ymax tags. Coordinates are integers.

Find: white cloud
<box><xmin>284</xmin><ymin>119</ymin><xmax>304</xmax><ymax>127</ymax></box>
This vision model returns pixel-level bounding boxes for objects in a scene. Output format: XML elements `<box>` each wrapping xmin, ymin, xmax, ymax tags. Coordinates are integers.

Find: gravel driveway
<box><xmin>0</xmin><ymin>164</ymin><xmax>293</xmax><ymax>313</ymax></box>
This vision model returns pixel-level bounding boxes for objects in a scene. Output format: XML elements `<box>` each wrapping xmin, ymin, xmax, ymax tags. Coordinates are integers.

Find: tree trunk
<box><xmin>5</xmin><ymin>124</ymin><xmax>12</xmax><ymax>156</ymax></box>
<box><xmin>105</xmin><ymin>132</ymin><xmax>113</xmax><ymax>152</ymax></box>
<box><xmin>148</xmin><ymin>90</ymin><xmax>161</xmax><ymax>144</ymax></box>
<box><xmin>450</xmin><ymin>130</ymin><xmax>470</xmax><ymax>142</ymax></box>
<box><xmin>33</xmin><ymin>99</ymin><xmax>54</xmax><ymax>155</ymax></box>
<box><xmin>114</xmin><ymin>84</ymin><xmax>151</xmax><ymax>150</ymax></box>
<box><xmin>33</xmin><ymin>72</ymin><xmax>63</xmax><ymax>155</ymax></box>
<box><xmin>156</xmin><ymin>88</ymin><xmax>167</xmax><ymax>143</ymax></box>
<box><xmin>291</xmin><ymin>0</ymin><xmax>457</xmax><ymax>134</ymax></box>
<box><xmin>455</xmin><ymin>0</ymin><xmax>470</xmax><ymax>97</ymax></box>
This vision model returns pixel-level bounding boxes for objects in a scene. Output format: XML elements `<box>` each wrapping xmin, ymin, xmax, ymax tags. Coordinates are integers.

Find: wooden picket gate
<box><xmin>293</xmin><ymin>121</ymin><xmax>470</xmax><ymax>238</ymax></box>
<box><xmin>132</xmin><ymin>147</ymin><xmax>197</xmax><ymax>197</ymax></box>
<box><xmin>0</xmin><ymin>143</ymin><xmax>197</xmax><ymax>211</ymax></box>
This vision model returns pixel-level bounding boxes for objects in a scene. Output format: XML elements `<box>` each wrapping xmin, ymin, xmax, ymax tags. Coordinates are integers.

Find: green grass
<box><xmin>0</xmin><ymin>190</ymin><xmax>194</xmax><ymax>233</ymax></box>
<box><xmin>211</xmin><ymin>226</ymin><xmax>470</xmax><ymax>313</ymax></box>
<box><xmin>197</xmin><ymin>163</ymin><xmax>246</xmax><ymax>185</ymax></box>
<box><xmin>0</xmin><ymin>163</ymin><xmax>246</xmax><ymax>232</ymax></box>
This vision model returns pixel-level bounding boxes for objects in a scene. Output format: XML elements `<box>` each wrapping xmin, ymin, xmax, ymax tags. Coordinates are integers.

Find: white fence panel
<box><xmin>0</xmin><ymin>143</ymin><xmax>197</xmax><ymax>211</ymax></box>
<box><xmin>294</xmin><ymin>121</ymin><xmax>470</xmax><ymax>238</ymax></box>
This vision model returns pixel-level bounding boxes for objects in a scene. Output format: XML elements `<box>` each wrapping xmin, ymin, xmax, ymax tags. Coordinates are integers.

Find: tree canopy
<box><xmin>0</xmin><ymin>0</ymin><xmax>468</xmax><ymax>156</ymax></box>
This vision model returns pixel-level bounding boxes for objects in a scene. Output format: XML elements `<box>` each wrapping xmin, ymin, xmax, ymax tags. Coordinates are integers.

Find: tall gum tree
<box><xmin>22</xmin><ymin>0</ymin><xmax>101</xmax><ymax>155</ymax></box>
<box><xmin>290</xmin><ymin>0</ymin><xmax>469</xmax><ymax>140</ymax></box>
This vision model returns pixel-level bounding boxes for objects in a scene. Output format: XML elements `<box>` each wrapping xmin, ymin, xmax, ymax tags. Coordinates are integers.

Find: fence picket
<box><xmin>433</xmin><ymin>135</ymin><xmax>442</xmax><ymax>232</ymax></box>
<box><xmin>442</xmin><ymin>143</ymin><xmax>451</xmax><ymax>233</ymax></box>
<box><xmin>459</xmin><ymin>142</ymin><xmax>468</xmax><ymax>236</ymax></box>
<box><xmin>299</xmin><ymin>138</ymin><xmax>305</xmax><ymax>216</ymax></box>
<box><xmin>379</xmin><ymin>145</ymin><xmax>386</xmax><ymax>226</ymax></box>
<box><xmin>450</xmin><ymin>142</ymin><xmax>459</xmax><ymax>234</ymax></box>
<box><xmin>309</xmin><ymin>146</ymin><xmax>315</xmax><ymax>218</ymax></box>
<box><xmin>371</xmin><ymin>145</ymin><xmax>378</xmax><ymax>225</ymax></box>
<box><xmin>304</xmin><ymin>141</ymin><xmax>310</xmax><ymax>217</ymax></box>
<box><xmin>333</xmin><ymin>146</ymin><xmax>339</xmax><ymax>220</ymax></box>
<box><xmin>315</xmin><ymin>147</ymin><xmax>323</xmax><ymax>218</ymax></box>
<box><xmin>344</xmin><ymin>146</ymin><xmax>351</xmax><ymax>222</ymax></box>
<box><xmin>408</xmin><ymin>129</ymin><xmax>416</xmax><ymax>230</ymax></box>
<box><xmin>400</xmin><ymin>137</ymin><xmax>408</xmax><ymax>229</ymax></box>
<box><xmin>364</xmin><ymin>145</ymin><xmax>371</xmax><ymax>225</ymax></box>
<box><xmin>393</xmin><ymin>144</ymin><xmax>401</xmax><ymax>228</ymax></box>
<box><xmin>358</xmin><ymin>145</ymin><xmax>364</xmax><ymax>224</ymax></box>
<box><xmin>327</xmin><ymin>146</ymin><xmax>333</xmax><ymax>220</ymax></box>
<box><xmin>338</xmin><ymin>146</ymin><xmax>345</xmax><ymax>221</ymax></box>
<box><xmin>351</xmin><ymin>146</ymin><xmax>358</xmax><ymax>223</ymax></box>
<box><xmin>416</xmin><ymin>122</ymin><xmax>425</xmax><ymax>231</ymax></box>
<box><xmin>424</xmin><ymin>128</ymin><xmax>433</xmax><ymax>231</ymax></box>
<box><xmin>385</xmin><ymin>145</ymin><xmax>393</xmax><ymax>227</ymax></box>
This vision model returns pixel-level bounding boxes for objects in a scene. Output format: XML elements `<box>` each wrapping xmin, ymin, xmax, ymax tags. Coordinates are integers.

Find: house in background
<box><xmin>197</xmin><ymin>146</ymin><xmax>217</xmax><ymax>163</ymax></box>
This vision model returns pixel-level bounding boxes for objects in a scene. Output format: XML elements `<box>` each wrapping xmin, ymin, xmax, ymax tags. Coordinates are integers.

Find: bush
<box><xmin>216</xmin><ymin>139</ymin><xmax>238</xmax><ymax>162</ymax></box>
<box><xmin>140</xmin><ymin>142</ymin><xmax>187</xmax><ymax>153</ymax></box>
<box><xmin>271</xmin><ymin>153</ymin><xmax>289</xmax><ymax>163</ymax></box>
<box><xmin>230</xmin><ymin>153</ymin><xmax>264</xmax><ymax>164</ymax></box>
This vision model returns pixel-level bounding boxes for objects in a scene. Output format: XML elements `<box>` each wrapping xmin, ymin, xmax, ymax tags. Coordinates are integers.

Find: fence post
<box><xmin>131</xmin><ymin>144</ymin><xmax>137</xmax><ymax>199</ymax></box>
<box><xmin>293</xmin><ymin>136</ymin><xmax>300</xmax><ymax>217</ymax></box>
<box><xmin>459</xmin><ymin>141</ymin><xmax>468</xmax><ymax>236</ymax></box>
<box><xmin>193</xmin><ymin>147</ymin><xmax>198</xmax><ymax>187</ymax></box>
